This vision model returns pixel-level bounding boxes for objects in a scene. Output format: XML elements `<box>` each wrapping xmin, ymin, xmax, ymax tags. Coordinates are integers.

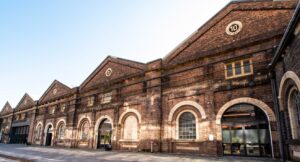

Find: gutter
<box><xmin>270</xmin><ymin>71</ymin><xmax>287</xmax><ymax>161</ymax></box>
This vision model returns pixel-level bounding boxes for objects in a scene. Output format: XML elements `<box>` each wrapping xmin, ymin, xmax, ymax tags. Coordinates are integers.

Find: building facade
<box><xmin>270</xmin><ymin>1</ymin><xmax>300</xmax><ymax>161</ymax></box>
<box><xmin>0</xmin><ymin>0</ymin><xmax>299</xmax><ymax>159</ymax></box>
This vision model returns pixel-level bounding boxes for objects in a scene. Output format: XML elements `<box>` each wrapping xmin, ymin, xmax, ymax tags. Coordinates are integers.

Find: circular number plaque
<box><xmin>105</xmin><ymin>68</ymin><xmax>113</xmax><ymax>77</ymax></box>
<box><xmin>226</xmin><ymin>21</ymin><xmax>242</xmax><ymax>36</ymax></box>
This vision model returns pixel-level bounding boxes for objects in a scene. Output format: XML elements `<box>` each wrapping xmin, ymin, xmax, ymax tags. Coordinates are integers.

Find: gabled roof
<box><xmin>0</xmin><ymin>101</ymin><xmax>13</xmax><ymax>116</ymax></box>
<box><xmin>39</xmin><ymin>80</ymin><xmax>71</xmax><ymax>103</ymax></box>
<box><xmin>163</xmin><ymin>0</ymin><xmax>297</xmax><ymax>65</ymax></box>
<box><xmin>270</xmin><ymin>1</ymin><xmax>300</xmax><ymax>69</ymax></box>
<box><xmin>80</xmin><ymin>55</ymin><xmax>146</xmax><ymax>90</ymax></box>
<box><xmin>15</xmin><ymin>93</ymin><xmax>35</xmax><ymax>111</ymax></box>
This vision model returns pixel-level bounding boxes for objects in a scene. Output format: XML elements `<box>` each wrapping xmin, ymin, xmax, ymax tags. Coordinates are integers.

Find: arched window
<box><xmin>57</xmin><ymin>123</ymin><xmax>65</xmax><ymax>140</ymax></box>
<box><xmin>123</xmin><ymin>115</ymin><xmax>138</xmax><ymax>140</ymax></box>
<box><xmin>80</xmin><ymin>121</ymin><xmax>90</xmax><ymax>141</ymax></box>
<box><xmin>288</xmin><ymin>88</ymin><xmax>300</xmax><ymax>139</ymax></box>
<box><xmin>35</xmin><ymin>124</ymin><xmax>42</xmax><ymax>140</ymax></box>
<box><xmin>178</xmin><ymin>112</ymin><xmax>196</xmax><ymax>139</ymax></box>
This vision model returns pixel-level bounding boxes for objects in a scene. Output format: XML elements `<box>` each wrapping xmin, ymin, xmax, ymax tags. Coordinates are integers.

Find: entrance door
<box><xmin>45</xmin><ymin>125</ymin><xmax>53</xmax><ymax>146</ymax></box>
<box><xmin>221</xmin><ymin>104</ymin><xmax>271</xmax><ymax>157</ymax></box>
<box><xmin>97</xmin><ymin>119</ymin><xmax>112</xmax><ymax>149</ymax></box>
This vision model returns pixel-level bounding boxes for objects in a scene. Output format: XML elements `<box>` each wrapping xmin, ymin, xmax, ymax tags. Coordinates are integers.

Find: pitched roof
<box><xmin>39</xmin><ymin>80</ymin><xmax>71</xmax><ymax>103</ymax></box>
<box><xmin>15</xmin><ymin>93</ymin><xmax>35</xmax><ymax>111</ymax></box>
<box><xmin>80</xmin><ymin>55</ymin><xmax>146</xmax><ymax>89</ymax></box>
<box><xmin>163</xmin><ymin>0</ymin><xmax>297</xmax><ymax>65</ymax></box>
<box><xmin>0</xmin><ymin>101</ymin><xmax>13</xmax><ymax>116</ymax></box>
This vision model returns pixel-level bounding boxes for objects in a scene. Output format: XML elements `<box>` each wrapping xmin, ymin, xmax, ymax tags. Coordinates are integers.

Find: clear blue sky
<box><xmin>0</xmin><ymin>0</ymin><xmax>230</xmax><ymax>108</ymax></box>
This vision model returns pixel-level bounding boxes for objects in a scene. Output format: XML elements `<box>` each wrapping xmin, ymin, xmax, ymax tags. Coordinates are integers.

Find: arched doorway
<box><xmin>97</xmin><ymin>119</ymin><xmax>112</xmax><ymax>149</ymax></box>
<box><xmin>45</xmin><ymin>125</ymin><xmax>53</xmax><ymax>146</ymax></box>
<box><xmin>221</xmin><ymin>104</ymin><xmax>271</xmax><ymax>157</ymax></box>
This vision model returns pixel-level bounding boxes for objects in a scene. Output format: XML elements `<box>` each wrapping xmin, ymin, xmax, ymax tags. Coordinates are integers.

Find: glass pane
<box><xmin>231</xmin><ymin>127</ymin><xmax>244</xmax><ymax>143</ymax></box>
<box><xmin>245</xmin><ymin>125</ymin><xmax>258</xmax><ymax>143</ymax></box>
<box><xmin>259</xmin><ymin>127</ymin><xmax>270</xmax><ymax>144</ymax></box>
<box><xmin>222</xmin><ymin>130</ymin><xmax>231</xmax><ymax>143</ymax></box>
<box><xmin>223</xmin><ymin>143</ymin><xmax>231</xmax><ymax>155</ymax></box>
<box><xmin>179</xmin><ymin>112</ymin><xmax>196</xmax><ymax>139</ymax></box>
<box><xmin>232</xmin><ymin>144</ymin><xmax>245</xmax><ymax>156</ymax></box>
<box><xmin>246</xmin><ymin>144</ymin><xmax>260</xmax><ymax>156</ymax></box>
<box><xmin>235</xmin><ymin>62</ymin><xmax>242</xmax><ymax>75</ymax></box>
<box><xmin>295</xmin><ymin>92</ymin><xmax>300</xmax><ymax>125</ymax></box>
<box><xmin>243</xmin><ymin>60</ymin><xmax>251</xmax><ymax>74</ymax></box>
<box><xmin>226</xmin><ymin>64</ymin><xmax>233</xmax><ymax>77</ymax></box>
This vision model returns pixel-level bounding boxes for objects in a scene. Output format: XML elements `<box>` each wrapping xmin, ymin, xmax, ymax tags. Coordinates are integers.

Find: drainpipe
<box><xmin>270</xmin><ymin>71</ymin><xmax>286</xmax><ymax>162</ymax></box>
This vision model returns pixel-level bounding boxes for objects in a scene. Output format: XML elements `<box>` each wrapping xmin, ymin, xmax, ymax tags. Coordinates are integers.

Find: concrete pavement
<box><xmin>0</xmin><ymin>144</ymin><xmax>278</xmax><ymax>162</ymax></box>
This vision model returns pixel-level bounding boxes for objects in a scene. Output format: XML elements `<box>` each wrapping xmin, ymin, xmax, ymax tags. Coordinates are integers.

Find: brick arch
<box><xmin>44</xmin><ymin>122</ymin><xmax>54</xmax><ymax>134</ymax></box>
<box><xmin>94</xmin><ymin>115</ymin><xmax>114</xmax><ymax>132</ymax></box>
<box><xmin>278</xmin><ymin>71</ymin><xmax>300</xmax><ymax>110</ymax></box>
<box><xmin>55</xmin><ymin>119</ymin><xmax>66</xmax><ymax>131</ymax></box>
<box><xmin>34</xmin><ymin>122</ymin><xmax>43</xmax><ymax>141</ymax></box>
<box><xmin>36</xmin><ymin>122</ymin><xmax>43</xmax><ymax>130</ymax></box>
<box><xmin>77</xmin><ymin>116</ymin><xmax>92</xmax><ymax>129</ymax></box>
<box><xmin>216</xmin><ymin>97</ymin><xmax>276</xmax><ymax>125</ymax></box>
<box><xmin>118</xmin><ymin>109</ymin><xmax>141</xmax><ymax>124</ymax></box>
<box><xmin>43</xmin><ymin>122</ymin><xmax>54</xmax><ymax>146</ymax></box>
<box><xmin>168</xmin><ymin>100</ymin><xmax>206</xmax><ymax>122</ymax></box>
<box><xmin>93</xmin><ymin>115</ymin><xmax>114</xmax><ymax>149</ymax></box>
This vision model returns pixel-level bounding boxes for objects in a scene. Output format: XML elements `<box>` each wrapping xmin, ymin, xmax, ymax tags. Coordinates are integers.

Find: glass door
<box><xmin>221</xmin><ymin>104</ymin><xmax>272</xmax><ymax>157</ymax></box>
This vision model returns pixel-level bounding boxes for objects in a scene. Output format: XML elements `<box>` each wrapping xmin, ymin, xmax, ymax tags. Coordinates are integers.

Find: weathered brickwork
<box><xmin>0</xmin><ymin>0</ymin><xmax>298</xmax><ymax>159</ymax></box>
<box><xmin>272</xmin><ymin>15</ymin><xmax>300</xmax><ymax>161</ymax></box>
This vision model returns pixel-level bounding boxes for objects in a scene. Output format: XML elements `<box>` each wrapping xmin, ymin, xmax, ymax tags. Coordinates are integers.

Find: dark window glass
<box><xmin>235</xmin><ymin>62</ymin><xmax>242</xmax><ymax>75</ymax></box>
<box><xmin>243</xmin><ymin>60</ymin><xmax>251</xmax><ymax>74</ymax></box>
<box><xmin>293</xmin><ymin>91</ymin><xmax>300</xmax><ymax>126</ymax></box>
<box><xmin>179</xmin><ymin>112</ymin><xmax>196</xmax><ymax>139</ymax></box>
<box><xmin>226</xmin><ymin>64</ymin><xmax>233</xmax><ymax>78</ymax></box>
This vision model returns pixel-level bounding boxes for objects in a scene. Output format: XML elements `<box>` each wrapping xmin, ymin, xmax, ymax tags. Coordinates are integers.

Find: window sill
<box><xmin>173</xmin><ymin>139</ymin><xmax>200</xmax><ymax>143</ymax></box>
<box><xmin>226</xmin><ymin>73</ymin><xmax>253</xmax><ymax>80</ymax></box>
<box><xmin>119</xmin><ymin>139</ymin><xmax>139</xmax><ymax>142</ymax></box>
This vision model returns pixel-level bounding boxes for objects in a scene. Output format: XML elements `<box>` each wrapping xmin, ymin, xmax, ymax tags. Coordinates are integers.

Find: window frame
<box><xmin>35</xmin><ymin>124</ymin><xmax>43</xmax><ymax>140</ymax></box>
<box><xmin>123</xmin><ymin>115</ymin><xmax>139</xmax><ymax>141</ymax></box>
<box><xmin>101</xmin><ymin>92</ymin><xmax>112</xmax><ymax>104</ymax></box>
<box><xmin>287</xmin><ymin>87</ymin><xmax>300</xmax><ymax>139</ymax></box>
<box><xmin>57</xmin><ymin>123</ymin><xmax>65</xmax><ymax>140</ymax></box>
<box><xmin>80</xmin><ymin>121</ymin><xmax>90</xmax><ymax>141</ymax></box>
<box><xmin>176</xmin><ymin>110</ymin><xmax>198</xmax><ymax>140</ymax></box>
<box><xmin>225</xmin><ymin>59</ymin><xmax>253</xmax><ymax>79</ymax></box>
<box><xmin>87</xmin><ymin>96</ymin><xmax>95</xmax><ymax>107</ymax></box>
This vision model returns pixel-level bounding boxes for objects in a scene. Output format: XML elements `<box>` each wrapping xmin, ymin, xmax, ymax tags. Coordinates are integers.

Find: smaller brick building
<box><xmin>270</xmin><ymin>1</ymin><xmax>300</xmax><ymax>161</ymax></box>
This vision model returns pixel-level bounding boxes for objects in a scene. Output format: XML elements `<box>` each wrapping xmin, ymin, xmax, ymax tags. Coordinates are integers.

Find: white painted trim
<box><xmin>278</xmin><ymin>71</ymin><xmax>300</xmax><ymax>110</ymax></box>
<box><xmin>216</xmin><ymin>97</ymin><xmax>276</xmax><ymax>125</ymax></box>
<box><xmin>168</xmin><ymin>100</ymin><xmax>206</xmax><ymax>122</ymax></box>
<box><xmin>43</xmin><ymin>122</ymin><xmax>54</xmax><ymax>146</ymax></box>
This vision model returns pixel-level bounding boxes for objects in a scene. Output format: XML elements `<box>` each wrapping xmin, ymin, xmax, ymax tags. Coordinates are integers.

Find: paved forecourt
<box><xmin>0</xmin><ymin>144</ymin><xmax>280</xmax><ymax>162</ymax></box>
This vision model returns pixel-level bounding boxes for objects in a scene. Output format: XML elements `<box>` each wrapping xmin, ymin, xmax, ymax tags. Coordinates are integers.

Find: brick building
<box><xmin>270</xmin><ymin>1</ymin><xmax>300</xmax><ymax>161</ymax></box>
<box><xmin>0</xmin><ymin>0</ymin><xmax>298</xmax><ymax>159</ymax></box>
